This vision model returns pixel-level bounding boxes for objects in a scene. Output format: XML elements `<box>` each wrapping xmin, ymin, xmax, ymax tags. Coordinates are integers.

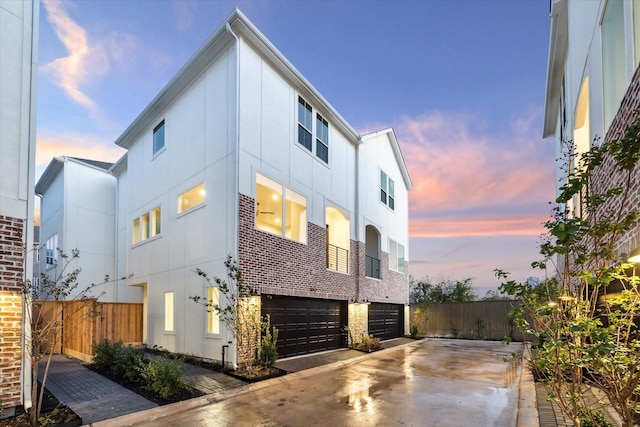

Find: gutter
<box><xmin>226</xmin><ymin>20</ymin><xmax>240</xmax><ymax>370</ymax></box>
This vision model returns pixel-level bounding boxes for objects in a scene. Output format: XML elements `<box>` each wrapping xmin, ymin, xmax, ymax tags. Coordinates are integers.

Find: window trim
<box><xmin>164</xmin><ymin>291</ymin><xmax>175</xmax><ymax>333</ymax></box>
<box><xmin>380</xmin><ymin>169</ymin><xmax>395</xmax><ymax>211</ymax></box>
<box><xmin>296</xmin><ymin>95</ymin><xmax>329</xmax><ymax>164</ymax></box>
<box><xmin>153</xmin><ymin>120</ymin><xmax>166</xmax><ymax>157</ymax></box>
<box><xmin>255</xmin><ymin>172</ymin><xmax>308</xmax><ymax>245</ymax></box>
<box><xmin>177</xmin><ymin>182</ymin><xmax>206</xmax><ymax>216</ymax></box>
<box><xmin>132</xmin><ymin>206</ymin><xmax>162</xmax><ymax>246</ymax></box>
<box><xmin>388</xmin><ymin>238</ymin><xmax>405</xmax><ymax>274</ymax></box>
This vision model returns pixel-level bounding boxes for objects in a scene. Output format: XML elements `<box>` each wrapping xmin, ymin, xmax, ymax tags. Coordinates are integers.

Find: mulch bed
<box><xmin>0</xmin><ymin>385</ymin><xmax>81</xmax><ymax>427</ymax></box>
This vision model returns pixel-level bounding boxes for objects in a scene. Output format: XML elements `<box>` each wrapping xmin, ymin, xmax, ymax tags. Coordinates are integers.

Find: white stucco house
<box><xmin>0</xmin><ymin>0</ymin><xmax>38</xmax><ymax>416</ymax></box>
<box><xmin>38</xmin><ymin>9</ymin><xmax>412</xmax><ymax>365</ymax></box>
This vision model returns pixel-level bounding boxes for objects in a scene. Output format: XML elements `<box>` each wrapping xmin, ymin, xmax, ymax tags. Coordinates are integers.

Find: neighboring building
<box><xmin>40</xmin><ymin>9</ymin><xmax>412</xmax><ymax>365</ymax></box>
<box><xmin>543</xmin><ymin>0</ymin><xmax>640</xmax><ymax>256</ymax></box>
<box><xmin>0</xmin><ymin>0</ymin><xmax>39</xmax><ymax>417</ymax></box>
<box><xmin>35</xmin><ymin>157</ymin><xmax>127</xmax><ymax>301</ymax></box>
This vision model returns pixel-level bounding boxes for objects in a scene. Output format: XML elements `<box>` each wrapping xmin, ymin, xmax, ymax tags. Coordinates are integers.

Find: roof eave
<box><xmin>35</xmin><ymin>157</ymin><xmax>64</xmax><ymax>196</ymax></box>
<box><xmin>543</xmin><ymin>0</ymin><xmax>568</xmax><ymax>139</ymax></box>
<box><xmin>361</xmin><ymin>128</ymin><xmax>413</xmax><ymax>190</ymax></box>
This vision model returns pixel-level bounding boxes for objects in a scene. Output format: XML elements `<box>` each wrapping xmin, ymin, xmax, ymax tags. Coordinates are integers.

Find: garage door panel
<box><xmin>368</xmin><ymin>303</ymin><xmax>404</xmax><ymax>340</ymax></box>
<box><xmin>262</xmin><ymin>295</ymin><xmax>346</xmax><ymax>358</ymax></box>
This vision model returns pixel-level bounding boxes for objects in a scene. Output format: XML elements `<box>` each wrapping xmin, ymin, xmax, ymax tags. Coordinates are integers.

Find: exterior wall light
<box><xmin>627</xmin><ymin>247</ymin><xmax>640</xmax><ymax>263</ymax></box>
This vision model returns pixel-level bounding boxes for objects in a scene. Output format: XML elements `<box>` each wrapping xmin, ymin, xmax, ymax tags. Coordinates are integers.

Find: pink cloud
<box><xmin>364</xmin><ymin>111</ymin><xmax>555</xmax><ymax>238</ymax></box>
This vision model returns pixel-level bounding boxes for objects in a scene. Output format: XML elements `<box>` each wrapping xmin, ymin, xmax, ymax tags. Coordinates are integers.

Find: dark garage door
<box><xmin>368</xmin><ymin>303</ymin><xmax>404</xmax><ymax>340</ymax></box>
<box><xmin>261</xmin><ymin>295</ymin><xmax>346</xmax><ymax>358</ymax></box>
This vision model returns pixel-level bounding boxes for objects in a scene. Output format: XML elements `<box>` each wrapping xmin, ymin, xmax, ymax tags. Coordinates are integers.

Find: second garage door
<box><xmin>261</xmin><ymin>295</ymin><xmax>346</xmax><ymax>358</ymax></box>
<box><xmin>368</xmin><ymin>303</ymin><xmax>404</xmax><ymax>340</ymax></box>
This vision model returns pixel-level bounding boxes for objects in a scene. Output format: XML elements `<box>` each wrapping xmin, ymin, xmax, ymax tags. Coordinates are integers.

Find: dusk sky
<box><xmin>35</xmin><ymin>0</ymin><xmax>556</xmax><ymax>294</ymax></box>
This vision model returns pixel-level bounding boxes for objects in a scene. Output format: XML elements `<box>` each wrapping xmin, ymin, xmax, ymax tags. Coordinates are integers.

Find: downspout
<box><xmin>22</xmin><ymin>0</ymin><xmax>40</xmax><ymax>411</ymax></box>
<box><xmin>226</xmin><ymin>21</ymin><xmax>240</xmax><ymax>369</ymax></box>
<box><xmin>355</xmin><ymin>137</ymin><xmax>361</xmax><ymax>303</ymax></box>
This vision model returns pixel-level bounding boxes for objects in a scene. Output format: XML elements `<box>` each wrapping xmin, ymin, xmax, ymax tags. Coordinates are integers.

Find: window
<box><xmin>601</xmin><ymin>0</ymin><xmax>625</xmax><ymax>130</ymax></box>
<box><xmin>207</xmin><ymin>287</ymin><xmax>220</xmax><ymax>334</ymax></box>
<box><xmin>132</xmin><ymin>207</ymin><xmax>161</xmax><ymax>244</ymax></box>
<box><xmin>178</xmin><ymin>183</ymin><xmax>206</xmax><ymax>214</ymax></box>
<box><xmin>388</xmin><ymin>239</ymin><xmax>405</xmax><ymax>273</ymax></box>
<box><xmin>165</xmin><ymin>291</ymin><xmax>174</xmax><ymax>332</ymax></box>
<box><xmin>45</xmin><ymin>234</ymin><xmax>58</xmax><ymax>266</ymax></box>
<box><xmin>380</xmin><ymin>170</ymin><xmax>395</xmax><ymax>210</ymax></box>
<box><xmin>255</xmin><ymin>173</ymin><xmax>307</xmax><ymax>244</ymax></box>
<box><xmin>297</xmin><ymin>97</ymin><xmax>312</xmax><ymax>151</ymax></box>
<box><xmin>153</xmin><ymin>120</ymin><xmax>165</xmax><ymax>154</ymax></box>
<box><xmin>297</xmin><ymin>96</ymin><xmax>329</xmax><ymax>163</ymax></box>
<box><xmin>316</xmin><ymin>115</ymin><xmax>329</xmax><ymax>163</ymax></box>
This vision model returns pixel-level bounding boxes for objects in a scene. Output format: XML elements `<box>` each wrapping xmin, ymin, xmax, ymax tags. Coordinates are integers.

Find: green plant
<box><xmin>190</xmin><ymin>256</ymin><xmax>262</xmax><ymax>368</ymax></box>
<box><xmin>116</xmin><ymin>345</ymin><xmax>146</xmax><ymax>382</ymax></box>
<box><xmin>259</xmin><ymin>315</ymin><xmax>279</xmax><ymax>368</ymax></box>
<box><xmin>139</xmin><ymin>357</ymin><xmax>193</xmax><ymax>400</ymax></box>
<box><xmin>409</xmin><ymin>322</ymin><xmax>419</xmax><ymax>338</ymax></box>
<box><xmin>497</xmin><ymin>119</ymin><xmax>640</xmax><ymax>427</ymax></box>
<box><xmin>92</xmin><ymin>338</ymin><xmax>124</xmax><ymax>369</ymax></box>
<box><xmin>357</xmin><ymin>334</ymin><xmax>381</xmax><ymax>352</ymax></box>
<box><xmin>579</xmin><ymin>409</ymin><xmax>612</xmax><ymax>427</ymax></box>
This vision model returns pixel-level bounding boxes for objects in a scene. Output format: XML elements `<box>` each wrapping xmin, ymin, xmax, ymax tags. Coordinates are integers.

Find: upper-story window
<box><xmin>297</xmin><ymin>96</ymin><xmax>329</xmax><ymax>164</ymax></box>
<box><xmin>255</xmin><ymin>173</ymin><xmax>307</xmax><ymax>244</ymax></box>
<box><xmin>380</xmin><ymin>170</ymin><xmax>395</xmax><ymax>210</ymax></box>
<box><xmin>601</xmin><ymin>0</ymin><xmax>625</xmax><ymax>131</ymax></box>
<box><xmin>178</xmin><ymin>183</ymin><xmax>205</xmax><ymax>214</ymax></box>
<box><xmin>153</xmin><ymin>120</ymin><xmax>165</xmax><ymax>155</ymax></box>
<box><xmin>388</xmin><ymin>239</ymin><xmax>405</xmax><ymax>274</ymax></box>
<box><xmin>45</xmin><ymin>234</ymin><xmax>58</xmax><ymax>266</ymax></box>
<box><xmin>132</xmin><ymin>206</ymin><xmax>161</xmax><ymax>245</ymax></box>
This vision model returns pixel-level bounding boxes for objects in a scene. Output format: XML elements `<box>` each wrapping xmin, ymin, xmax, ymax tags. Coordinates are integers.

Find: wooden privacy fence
<box><xmin>33</xmin><ymin>300</ymin><xmax>143</xmax><ymax>362</ymax></box>
<box><xmin>411</xmin><ymin>300</ymin><xmax>528</xmax><ymax>341</ymax></box>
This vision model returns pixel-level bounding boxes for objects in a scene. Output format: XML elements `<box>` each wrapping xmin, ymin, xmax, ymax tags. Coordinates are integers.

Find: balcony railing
<box><xmin>327</xmin><ymin>243</ymin><xmax>349</xmax><ymax>273</ymax></box>
<box><xmin>365</xmin><ymin>255</ymin><xmax>381</xmax><ymax>279</ymax></box>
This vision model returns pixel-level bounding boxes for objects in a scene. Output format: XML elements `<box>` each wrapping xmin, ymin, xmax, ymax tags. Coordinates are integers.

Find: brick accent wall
<box><xmin>592</xmin><ymin>65</ymin><xmax>640</xmax><ymax>258</ymax></box>
<box><xmin>238</xmin><ymin>194</ymin><xmax>409</xmax><ymax>305</ymax></box>
<box><xmin>0</xmin><ymin>215</ymin><xmax>25</xmax><ymax>410</ymax></box>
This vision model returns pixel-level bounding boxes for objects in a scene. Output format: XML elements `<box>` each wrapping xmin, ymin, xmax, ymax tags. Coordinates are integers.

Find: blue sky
<box><xmin>35</xmin><ymin>0</ymin><xmax>556</xmax><ymax>294</ymax></box>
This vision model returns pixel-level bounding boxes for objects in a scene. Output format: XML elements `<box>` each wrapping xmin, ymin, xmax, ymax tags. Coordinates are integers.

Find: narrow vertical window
<box><xmin>132</xmin><ymin>218</ymin><xmax>140</xmax><ymax>244</ymax></box>
<box><xmin>141</xmin><ymin>212</ymin><xmax>150</xmax><ymax>240</ymax></box>
<box><xmin>380</xmin><ymin>170</ymin><xmax>388</xmax><ymax>204</ymax></box>
<box><xmin>398</xmin><ymin>244</ymin><xmax>405</xmax><ymax>273</ymax></box>
<box><xmin>389</xmin><ymin>239</ymin><xmax>398</xmax><ymax>271</ymax></box>
<box><xmin>165</xmin><ymin>291</ymin><xmax>174</xmax><ymax>332</ymax></box>
<box><xmin>152</xmin><ymin>207</ymin><xmax>161</xmax><ymax>236</ymax></box>
<box><xmin>153</xmin><ymin>120</ymin><xmax>165</xmax><ymax>154</ymax></box>
<box><xmin>132</xmin><ymin>206</ymin><xmax>162</xmax><ymax>245</ymax></box>
<box><xmin>207</xmin><ymin>287</ymin><xmax>220</xmax><ymax>334</ymax></box>
<box><xmin>601</xmin><ymin>0</ymin><xmax>625</xmax><ymax>130</ymax></box>
<box><xmin>388</xmin><ymin>178</ymin><xmax>395</xmax><ymax>210</ymax></box>
<box><xmin>297</xmin><ymin>97</ymin><xmax>312</xmax><ymax>151</ymax></box>
<box><xmin>316</xmin><ymin>114</ymin><xmax>329</xmax><ymax>163</ymax></box>
<box><xmin>285</xmin><ymin>188</ymin><xmax>307</xmax><ymax>244</ymax></box>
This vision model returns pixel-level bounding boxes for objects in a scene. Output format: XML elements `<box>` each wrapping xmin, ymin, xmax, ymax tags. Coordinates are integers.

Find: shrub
<box><xmin>357</xmin><ymin>334</ymin><xmax>381</xmax><ymax>352</ymax></box>
<box><xmin>93</xmin><ymin>339</ymin><xmax>124</xmax><ymax>370</ymax></box>
<box><xmin>116</xmin><ymin>345</ymin><xmax>147</xmax><ymax>382</ymax></box>
<box><xmin>139</xmin><ymin>357</ymin><xmax>193</xmax><ymax>400</ymax></box>
<box><xmin>409</xmin><ymin>323</ymin><xmax>419</xmax><ymax>338</ymax></box>
<box><xmin>259</xmin><ymin>317</ymin><xmax>278</xmax><ymax>368</ymax></box>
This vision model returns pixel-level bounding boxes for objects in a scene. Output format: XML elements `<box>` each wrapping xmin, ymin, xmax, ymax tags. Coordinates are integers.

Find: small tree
<box><xmin>24</xmin><ymin>248</ymin><xmax>118</xmax><ymax>426</ymax></box>
<box><xmin>498</xmin><ymin>119</ymin><xmax>640</xmax><ymax>427</ymax></box>
<box><xmin>191</xmin><ymin>256</ymin><xmax>268</xmax><ymax>369</ymax></box>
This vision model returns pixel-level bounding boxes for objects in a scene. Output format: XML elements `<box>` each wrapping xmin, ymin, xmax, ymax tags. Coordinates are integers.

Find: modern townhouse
<box><xmin>38</xmin><ymin>9</ymin><xmax>412</xmax><ymax>366</ymax></box>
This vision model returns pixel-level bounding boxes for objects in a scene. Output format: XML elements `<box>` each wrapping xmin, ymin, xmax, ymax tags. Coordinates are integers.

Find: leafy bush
<box><xmin>115</xmin><ymin>345</ymin><xmax>147</xmax><ymax>382</ymax></box>
<box><xmin>409</xmin><ymin>323</ymin><xmax>419</xmax><ymax>338</ymax></box>
<box><xmin>93</xmin><ymin>339</ymin><xmax>124</xmax><ymax>370</ymax></box>
<box><xmin>139</xmin><ymin>357</ymin><xmax>193</xmax><ymax>399</ymax></box>
<box><xmin>259</xmin><ymin>317</ymin><xmax>278</xmax><ymax>368</ymax></box>
<box><xmin>357</xmin><ymin>334</ymin><xmax>381</xmax><ymax>352</ymax></box>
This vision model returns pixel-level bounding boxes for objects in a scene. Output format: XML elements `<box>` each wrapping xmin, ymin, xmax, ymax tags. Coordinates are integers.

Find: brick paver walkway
<box><xmin>38</xmin><ymin>355</ymin><xmax>157</xmax><ymax>424</ymax></box>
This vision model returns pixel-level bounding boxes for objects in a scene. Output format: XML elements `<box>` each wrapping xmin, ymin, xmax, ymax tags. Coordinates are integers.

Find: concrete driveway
<box><xmin>103</xmin><ymin>338</ymin><xmax>524</xmax><ymax>427</ymax></box>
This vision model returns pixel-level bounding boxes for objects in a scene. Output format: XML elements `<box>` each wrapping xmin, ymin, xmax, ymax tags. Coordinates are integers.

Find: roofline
<box><xmin>109</xmin><ymin>153</ymin><xmax>128</xmax><ymax>176</ymax></box>
<box><xmin>114</xmin><ymin>9</ymin><xmax>360</xmax><ymax>150</ymax></box>
<box><xmin>361</xmin><ymin>128</ymin><xmax>413</xmax><ymax>190</ymax></box>
<box><xmin>35</xmin><ymin>156</ymin><xmax>115</xmax><ymax>196</ymax></box>
<box><xmin>542</xmin><ymin>0</ymin><xmax>568</xmax><ymax>138</ymax></box>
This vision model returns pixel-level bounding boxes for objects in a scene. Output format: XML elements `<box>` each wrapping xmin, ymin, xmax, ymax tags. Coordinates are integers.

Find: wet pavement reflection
<box><xmin>141</xmin><ymin>339</ymin><xmax>523</xmax><ymax>426</ymax></box>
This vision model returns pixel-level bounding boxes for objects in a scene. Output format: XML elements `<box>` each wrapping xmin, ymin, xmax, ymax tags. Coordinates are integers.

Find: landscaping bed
<box><xmin>0</xmin><ymin>385</ymin><xmax>81</xmax><ymax>427</ymax></box>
